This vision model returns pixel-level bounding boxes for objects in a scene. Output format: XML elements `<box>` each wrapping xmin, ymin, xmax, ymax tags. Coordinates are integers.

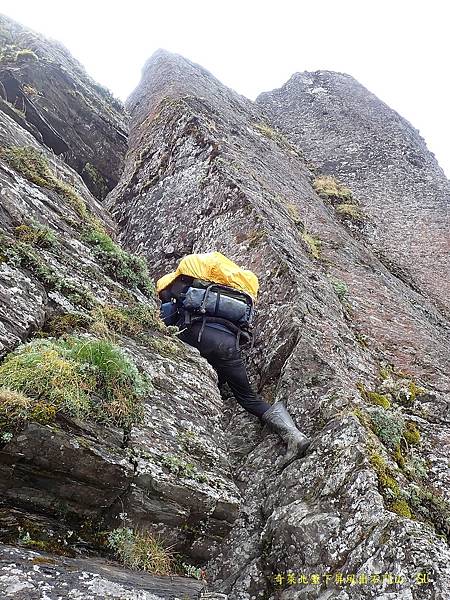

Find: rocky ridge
<box><xmin>0</xmin><ymin>14</ymin><xmax>449</xmax><ymax>600</ymax></box>
<box><xmin>0</xmin><ymin>14</ymin><xmax>127</xmax><ymax>199</ymax></box>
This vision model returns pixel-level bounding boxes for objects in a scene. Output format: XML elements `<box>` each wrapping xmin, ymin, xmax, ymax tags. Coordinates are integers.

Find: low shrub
<box><xmin>368</xmin><ymin>407</ymin><xmax>405</xmax><ymax>449</ymax></box>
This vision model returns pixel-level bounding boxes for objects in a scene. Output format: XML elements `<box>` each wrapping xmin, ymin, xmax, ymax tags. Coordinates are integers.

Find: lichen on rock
<box><xmin>0</xmin><ymin>18</ymin><xmax>449</xmax><ymax>600</ymax></box>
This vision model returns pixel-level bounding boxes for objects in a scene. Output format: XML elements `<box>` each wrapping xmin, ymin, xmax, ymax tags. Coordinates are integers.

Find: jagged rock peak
<box><xmin>126</xmin><ymin>48</ymin><xmax>255</xmax><ymax>129</ymax></box>
<box><xmin>257</xmin><ymin>68</ymin><xmax>450</xmax><ymax>314</ymax></box>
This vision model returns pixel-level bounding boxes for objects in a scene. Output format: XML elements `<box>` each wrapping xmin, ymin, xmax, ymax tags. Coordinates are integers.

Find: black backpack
<box><xmin>177</xmin><ymin>278</ymin><xmax>255</xmax><ymax>350</ymax></box>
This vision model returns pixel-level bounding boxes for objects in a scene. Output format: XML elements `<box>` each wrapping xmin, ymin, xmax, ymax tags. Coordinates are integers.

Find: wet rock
<box><xmin>0</xmin><ymin>91</ymin><xmax>240</xmax><ymax>565</ymax></box>
<box><xmin>1</xmin><ymin>20</ymin><xmax>449</xmax><ymax>600</ymax></box>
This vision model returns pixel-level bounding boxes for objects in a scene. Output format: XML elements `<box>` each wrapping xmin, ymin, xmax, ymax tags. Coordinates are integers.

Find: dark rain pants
<box><xmin>177</xmin><ymin>322</ymin><xmax>271</xmax><ymax>419</ymax></box>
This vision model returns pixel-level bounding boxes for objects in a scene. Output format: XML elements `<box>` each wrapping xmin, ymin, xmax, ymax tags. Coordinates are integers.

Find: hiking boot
<box><xmin>261</xmin><ymin>402</ymin><xmax>311</xmax><ymax>467</ymax></box>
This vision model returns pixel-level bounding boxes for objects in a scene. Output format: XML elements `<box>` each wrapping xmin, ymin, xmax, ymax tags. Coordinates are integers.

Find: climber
<box><xmin>156</xmin><ymin>251</ymin><xmax>311</xmax><ymax>468</ymax></box>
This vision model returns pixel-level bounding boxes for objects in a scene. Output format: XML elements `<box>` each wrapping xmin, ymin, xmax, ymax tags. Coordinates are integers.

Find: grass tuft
<box><xmin>107</xmin><ymin>527</ymin><xmax>175</xmax><ymax>575</ymax></box>
<box><xmin>0</xmin><ymin>388</ymin><xmax>55</xmax><ymax>432</ymax></box>
<box><xmin>0</xmin><ymin>336</ymin><xmax>147</xmax><ymax>431</ymax></box>
<box><xmin>335</xmin><ymin>203</ymin><xmax>365</xmax><ymax>221</ymax></box>
<box><xmin>313</xmin><ymin>175</ymin><xmax>353</xmax><ymax>201</ymax></box>
<box><xmin>1</xmin><ymin>145</ymin><xmax>156</xmax><ymax>299</ymax></box>
<box><xmin>15</xmin><ymin>49</ymin><xmax>38</xmax><ymax>61</ymax></box>
<box><xmin>14</xmin><ymin>223</ymin><xmax>56</xmax><ymax>248</ymax></box>
<box><xmin>81</xmin><ymin>228</ymin><xmax>155</xmax><ymax>296</ymax></box>
<box><xmin>301</xmin><ymin>230</ymin><xmax>321</xmax><ymax>259</ymax></box>
<box><xmin>0</xmin><ymin>145</ymin><xmax>90</xmax><ymax>220</ymax></box>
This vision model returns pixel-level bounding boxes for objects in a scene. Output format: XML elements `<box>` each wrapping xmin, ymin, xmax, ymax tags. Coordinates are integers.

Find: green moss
<box><xmin>96</xmin><ymin>304</ymin><xmax>161</xmax><ymax>336</ymax></box>
<box><xmin>351</xmin><ymin>406</ymin><xmax>373</xmax><ymax>430</ymax></box>
<box><xmin>253</xmin><ymin>122</ymin><xmax>280</xmax><ymax>140</ymax></box>
<box><xmin>0</xmin><ymin>336</ymin><xmax>147</xmax><ymax>430</ymax></box>
<box><xmin>301</xmin><ymin>230</ymin><xmax>321</xmax><ymax>259</ymax></box>
<box><xmin>370</xmin><ymin>452</ymin><xmax>414</xmax><ymax>518</ymax></box>
<box><xmin>147</xmin><ymin>336</ymin><xmax>183</xmax><ymax>358</ymax></box>
<box><xmin>379</xmin><ymin>366</ymin><xmax>393</xmax><ymax>381</ymax></box>
<box><xmin>81</xmin><ymin>228</ymin><xmax>155</xmax><ymax>297</ymax></box>
<box><xmin>393</xmin><ymin>443</ymin><xmax>406</xmax><ymax>469</ymax></box>
<box><xmin>406</xmin><ymin>483</ymin><xmax>450</xmax><ymax>540</ymax></box>
<box><xmin>48</xmin><ymin>303</ymin><xmax>162</xmax><ymax>340</ymax></box>
<box><xmin>358</xmin><ymin>382</ymin><xmax>391</xmax><ymax>408</ymax></box>
<box><xmin>328</xmin><ymin>276</ymin><xmax>348</xmax><ymax>300</ymax></box>
<box><xmin>15</xmin><ymin>49</ymin><xmax>38</xmax><ymax>61</ymax></box>
<box><xmin>377</xmin><ymin>368</ymin><xmax>426</xmax><ymax>407</ymax></box>
<box><xmin>403</xmin><ymin>422</ymin><xmax>421</xmax><ymax>445</ymax></box>
<box><xmin>46</xmin><ymin>312</ymin><xmax>93</xmax><ymax>336</ymax></box>
<box><xmin>367</xmin><ymin>391</ymin><xmax>391</xmax><ymax>409</ymax></box>
<box><xmin>0</xmin><ymin>388</ymin><xmax>56</xmax><ymax>433</ymax></box>
<box><xmin>0</xmin><ymin>146</ymin><xmax>90</xmax><ymax>221</ymax></box>
<box><xmin>0</xmin><ymin>45</ymin><xmax>38</xmax><ymax>63</ymax></box>
<box><xmin>14</xmin><ymin>223</ymin><xmax>56</xmax><ymax>248</ymax></box>
<box><xmin>286</xmin><ymin>203</ymin><xmax>301</xmax><ymax>224</ymax></box>
<box><xmin>313</xmin><ymin>175</ymin><xmax>353</xmax><ymax>201</ymax></box>
<box><xmin>91</xmin><ymin>81</ymin><xmax>123</xmax><ymax>111</ymax></box>
<box><xmin>368</xmin><ymin>431</ymin><xmax>448</xmax><ymax>537</ymax></box>
<box><xmin>252</xmin><ymin>122</ymin><xmax>303</xmax><ymax>158</ymax></box>
<box><xmin>18</xmin><ymin>530</ymin><xmax>74</xmax><ymax>557</ymax></box>
<box><xmin>408</xmin><ymin>381</ymin><xmax>426</xmax><ymax>403</ymax></box>
<box><xmin>390</xmin><ymin>499</ymin><xmax>413</xmax><ymax>518</ymax></box>
<box><xmin>81</xmin><ymin>162</ymin><xmax>108</xmax><ymax>198</ymax></box>
<box><xmin>161</xmin><ymin>453</ymin><xmax>209</xmax><ymax>483</ymax></box>
<box><xmin>370</xmin><ymin>452</ymin><xmax>401</xmax><ymax>497</ymax></box>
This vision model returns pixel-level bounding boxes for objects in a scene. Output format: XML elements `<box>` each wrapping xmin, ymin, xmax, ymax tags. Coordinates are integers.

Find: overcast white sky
<box><xmin>2</xmin><ymin>0</ymin><xmax>449</xmax><ymax>177</ymax></box>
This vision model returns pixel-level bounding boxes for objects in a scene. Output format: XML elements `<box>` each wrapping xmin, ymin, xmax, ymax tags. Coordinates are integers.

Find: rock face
<box><xmin>256</xmin><ymin>71</ymin><xmax>450</xmax><ymax>315</ymax></box>
<box><xmin>0</xmin><ymin>14</ymin><xmax>128</xmax><ymax>199</ymax></box>
<box><xmin>1</xmin><ymin>23</ymin><xmax>450</xmax><ymax>600</ymax></box>
<box><xmin>0</xmin><ymin>38</ymin><xmax>240</xmax><ymax>599</ymax></box>
<box><xmin>0</xmin><ymin>544</ymin><xmax>204</xmax><ymax>599</ymax></box>
<box><xmin>109</xmin><ymin>50</ymin><xmax>450</xmax><ymax>599</ymax></box>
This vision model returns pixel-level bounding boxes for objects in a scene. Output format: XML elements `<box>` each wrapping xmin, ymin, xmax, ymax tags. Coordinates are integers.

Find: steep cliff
<box><xmin>1</xmin><ymin>17</ymin><xmax>449</xmax><ymax>600</ymax></box>
<box><xmin>0</xmin><ymin>14</ymin><xmax>127</xmax><ymax>199</ymax></box>
<box><xmin>256</xmin><ymin>72</ymin><xmax>450</xmax><ymax>315</ymax></box>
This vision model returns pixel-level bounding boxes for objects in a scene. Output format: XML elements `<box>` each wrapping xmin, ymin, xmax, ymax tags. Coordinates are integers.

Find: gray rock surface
<box><xmin>0</xmin><ymin>544</ymin><xmax>205</xmax><ymax>599</ymax></box>
<box><xmin>0</xmin><ymin>64</ymin><xmax>240</xmax><ymax>576</ymax></box>
<box><xmin>256</xmin><ymin>71</ymin><xmax>450</xmax><ymax>315</ymax></box>
<box><xmin>0</xmin><ymin>23</ymin><xmax>449</xmax><ymax>600</ymax></box>
<box><xmin>109</xmin><ymin>50</ymin><xmax>450</xmax><ymax>599</ymax></box>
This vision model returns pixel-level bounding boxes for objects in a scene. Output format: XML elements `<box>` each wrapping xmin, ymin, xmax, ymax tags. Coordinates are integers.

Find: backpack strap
<box><xmin>197</xmin><ymin>315</ymin><xmax>207</xmax><ymax>343</ymax></box>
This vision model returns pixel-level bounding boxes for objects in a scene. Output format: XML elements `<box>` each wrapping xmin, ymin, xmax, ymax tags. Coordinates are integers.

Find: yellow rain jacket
<box><xmin>156</xmin><ymin>251</ymin><xmax>259</xmax><ymax>300</ymax></box>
